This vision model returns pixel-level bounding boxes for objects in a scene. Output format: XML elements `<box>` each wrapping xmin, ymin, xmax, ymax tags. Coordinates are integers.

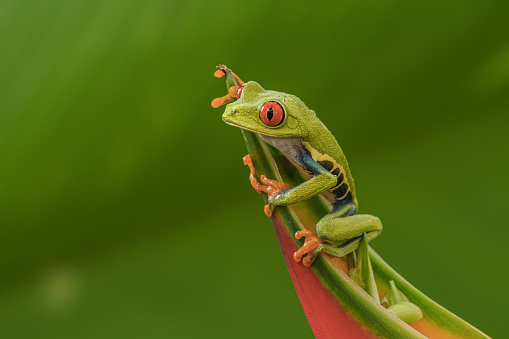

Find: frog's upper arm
<box><xmin>269</xmin><ymin>149</ymin><xmax>337</xmax><ymax>206</ymax></box>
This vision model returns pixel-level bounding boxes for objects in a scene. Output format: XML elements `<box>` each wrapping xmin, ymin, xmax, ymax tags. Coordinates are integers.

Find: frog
<box><xmin>220</xmin><ymin>76</ymin><xmax>383</xmax><ymax>267</ymax></box>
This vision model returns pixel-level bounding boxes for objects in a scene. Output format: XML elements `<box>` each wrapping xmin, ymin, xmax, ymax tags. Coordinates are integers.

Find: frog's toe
<box><xmin>293</xmin><ymin>230</ymin><xmax>326</xmax><ymax>267</ymax></box>
<box><xmin>302</xmin><ymin>252</ymin><xmax>316</xmax><ymax>267</ymax></box>
<box><xmin>295</xmin><ymin>229</ymin><xmax>315</xmax><ymax>239</ymax></box>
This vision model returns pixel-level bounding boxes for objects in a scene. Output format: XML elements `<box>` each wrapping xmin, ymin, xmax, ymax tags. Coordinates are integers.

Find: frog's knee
<box><xmin>371</xmin><ymin>216</ymin><xmax>383</xmax><ymax>232</ymax></box>
<box><xmin>315</xmin><ymin>215</ymin><xmax>335</xmax><ymax>241</ymax></box>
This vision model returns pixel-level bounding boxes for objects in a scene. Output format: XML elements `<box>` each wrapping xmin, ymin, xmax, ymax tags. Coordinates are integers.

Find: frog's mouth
<box><xmin>222</xmin><ymin>119</ymin><xmax>292</xmax><ymax>138</ymax></box>
<box><xmin>222</xmin><ymin>119</ymin><xmax>263</xmax><ymax>135</ymax></box>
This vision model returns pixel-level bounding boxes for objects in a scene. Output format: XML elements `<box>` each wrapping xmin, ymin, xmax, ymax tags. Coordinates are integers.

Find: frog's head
<box><xmin>222</xmin><ymin>81</ymin><xmax>314</xmax><ymax>139</ymax></box>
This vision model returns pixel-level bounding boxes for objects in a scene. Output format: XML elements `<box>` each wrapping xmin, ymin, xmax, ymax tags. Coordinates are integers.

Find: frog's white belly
<box><xmin>258</xmin><ymin>134</ymin><xmax>337</xmax><ymax>204</ymax></box>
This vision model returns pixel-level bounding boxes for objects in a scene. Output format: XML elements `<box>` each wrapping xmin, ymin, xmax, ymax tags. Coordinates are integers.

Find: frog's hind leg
<box><xmin>309</xmin><ymin>203</ymin><xmax>382</xmax><ymax>264</ymax></box>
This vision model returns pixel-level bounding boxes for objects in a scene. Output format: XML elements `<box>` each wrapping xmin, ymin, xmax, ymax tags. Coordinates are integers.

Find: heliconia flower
<box><xmin>212</xmin><ymin>65</ymin><xmax>490</xmax><ymax>339</ymax></box>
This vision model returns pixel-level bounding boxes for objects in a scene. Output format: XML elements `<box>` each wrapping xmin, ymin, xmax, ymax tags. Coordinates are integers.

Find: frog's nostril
<box><xmin>233</xmin><ymin>109</ymin><xmax>238</xmax><ymax>115</ymax></box>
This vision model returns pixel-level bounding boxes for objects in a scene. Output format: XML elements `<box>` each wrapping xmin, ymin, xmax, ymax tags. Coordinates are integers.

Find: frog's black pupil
<box><xmin>267</xmin><ymin>107</ymin><xmax>274</xmax><ymax>121</ymax></box>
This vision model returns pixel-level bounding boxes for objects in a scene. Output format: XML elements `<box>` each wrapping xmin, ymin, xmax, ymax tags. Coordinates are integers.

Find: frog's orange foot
<box><xmin>294</xmin><ymin>230</ymin><xmax>327</xmax><ymax>267</ymax></box>
<box><xmin>263</xmin><ymin>204</ymin><xmax>273</xmax><ymax>217</ymax></box>
<box><xmin>258</xmin><ymin>174</ymin><xmax>290</xmax><ymax>217</ymax></box>
<box><xmin>211</xmin><ymin>94</ymin><xmax>232</xmax><ymax>108</ymax></box>
<box><xmin>211</xmin><ymin>65</ymin><xmax>245</xmax><ymax>108</ymax></box>
<box><xmin>260</xmin><ymin>175</ymin><xmax>291</xmax><ymax>192</ymax></box>
<box><xmin>243</xmin><ymin>154</ymin><xmax>291</xmax><ymax>217</ymax></box>
<box><xmin>244</xmin><ymin>155</ymin><xmax>263</xmax><ymax>194</ymax></box>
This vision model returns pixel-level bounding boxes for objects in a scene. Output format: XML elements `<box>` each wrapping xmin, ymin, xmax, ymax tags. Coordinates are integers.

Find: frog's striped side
<box><xmin>302</xmin><ymin>141</ymin><xmax>353</xmax><ymax>204</ymax></box>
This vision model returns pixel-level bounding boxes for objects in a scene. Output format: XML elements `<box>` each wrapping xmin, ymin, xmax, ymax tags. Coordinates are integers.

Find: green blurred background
<box><xmin>0</xmin><ymin>0</ymin><xmax>508</xmax><ymax>338</ymax></box>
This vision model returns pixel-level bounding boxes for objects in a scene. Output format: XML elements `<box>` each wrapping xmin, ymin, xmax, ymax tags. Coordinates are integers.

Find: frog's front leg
<box><xmin>269</xmin><ymin>153</ymin><xmax>337</xmax><ymax>206</ymax></box>
<box><xmin>295</xmin><ymin>203</ymin><xmax>383</xmax><ymax>267</ymax></box>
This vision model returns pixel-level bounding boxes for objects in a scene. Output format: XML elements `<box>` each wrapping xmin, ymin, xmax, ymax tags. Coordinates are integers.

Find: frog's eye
<box><xmin>259</xmin><ymin>101</ymin><xmax>285</xmax><ymax>127</ymax></box>
<box><xmin>236</xmin><ymin>84</ymin><xmax>246</xmax><ymax>100</ymax></box>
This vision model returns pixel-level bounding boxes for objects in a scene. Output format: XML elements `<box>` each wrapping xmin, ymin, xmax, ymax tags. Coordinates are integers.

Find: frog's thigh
<box><xmin>316</xmin><ymin>213</ymin><xmax>382</xmax><ymax>244</ymax></box>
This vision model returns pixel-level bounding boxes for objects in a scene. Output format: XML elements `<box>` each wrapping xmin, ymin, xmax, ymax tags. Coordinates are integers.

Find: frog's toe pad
<box><xmin>294</xmin><ymin>230</ymin><xmax>326</xmax><ymax>267</ymax></box>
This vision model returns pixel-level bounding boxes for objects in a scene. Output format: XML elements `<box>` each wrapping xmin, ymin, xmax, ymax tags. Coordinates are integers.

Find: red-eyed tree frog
<box><xmin>219</xmin><ymin>74</ymin><xmax>383</xmax><ymax>267</ymax></box>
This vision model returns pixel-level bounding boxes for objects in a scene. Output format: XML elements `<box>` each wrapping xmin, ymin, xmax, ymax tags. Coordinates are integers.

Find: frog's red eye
<box><xmin>236</xmin><ymin>84</ymin><xmax>246</xmax><ymax>100</ymax></box>
<box><xmin>259</xmin><ymin>101</ymin><xmax>285</xmax><ymax>127</ymax></box>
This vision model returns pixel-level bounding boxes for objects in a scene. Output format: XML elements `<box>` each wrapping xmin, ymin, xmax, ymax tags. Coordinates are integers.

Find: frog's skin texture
<box><xmin>223</xmin><ymin>81</ymin><xmax>383</xmax><ymax>266</ymax></box>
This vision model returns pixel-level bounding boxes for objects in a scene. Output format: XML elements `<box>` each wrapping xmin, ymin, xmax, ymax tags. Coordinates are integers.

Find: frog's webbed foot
<box><xmin>243</xmin><ymin>154</ymin><xmax>290</xmax><ymax>217</ymax></box>
<box><xmin>294</xmin><ymin>230</ymin><xmax>327</xmax><ymax>267</ymax></box>
<box><xmin>211</xmin><ymin>65</ymin><xmax>245</xmax><ymax>108</ymax></box>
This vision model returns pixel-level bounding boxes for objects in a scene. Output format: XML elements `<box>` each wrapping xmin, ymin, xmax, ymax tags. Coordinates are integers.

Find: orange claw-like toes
<box><xmin>212</xmin><ymin>65</ymin><xmax>244</xmax><ymax>108</ymax></box>
<box><xmin>294</xmin><ymin>230</ymin><xmax>327</xmax><ymax>267</ymax></box>
<box><xmin>302</xmin><ymin>254</ymin><xmax>315</xmax><ymax>267</ymax></box>
<box><xmin>263</xmin><ymin>204</ymin><xmax>274</xmax><ymax>217</ymax></box>
<box><xmin>228</xmin><ymin>86</ymin><xmax>239</xmax><ymax>97</ymax></box>
<box><xmin>214</xmin><ymin>69</ymin><xmax>225</xmax><ymax>78</ymax></box>
<box><xmin>243</xmin><ymin>154</ymin><xmax>291</xmax><ymax>217</ymax></box>
<box><xmin>295</xmin><ymin>229</ymin><xmax>315</xmax><ymax>240</ymax></box>
<box><xmin>211</xmin><ymin>94</ymin><xmax>232</xmax><ymax>108</ymax></box>
<box><xmin>260</xmin><ymin>175</ymin><xmax>291</xmax><ymax>192</ymax></box>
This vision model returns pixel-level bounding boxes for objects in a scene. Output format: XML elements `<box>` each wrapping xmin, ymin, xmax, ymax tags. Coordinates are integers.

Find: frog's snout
<box><xmin>222</xmin><ymin>106</ymin><xmax>237</xmax><ymax>124</ymax></box>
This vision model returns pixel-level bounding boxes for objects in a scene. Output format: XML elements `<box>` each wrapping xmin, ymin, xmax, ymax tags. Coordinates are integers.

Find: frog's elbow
<box><xmin>323</xmin><ymin>172</ymin><xmax>337</xmax><ymax>189</ymax></box>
